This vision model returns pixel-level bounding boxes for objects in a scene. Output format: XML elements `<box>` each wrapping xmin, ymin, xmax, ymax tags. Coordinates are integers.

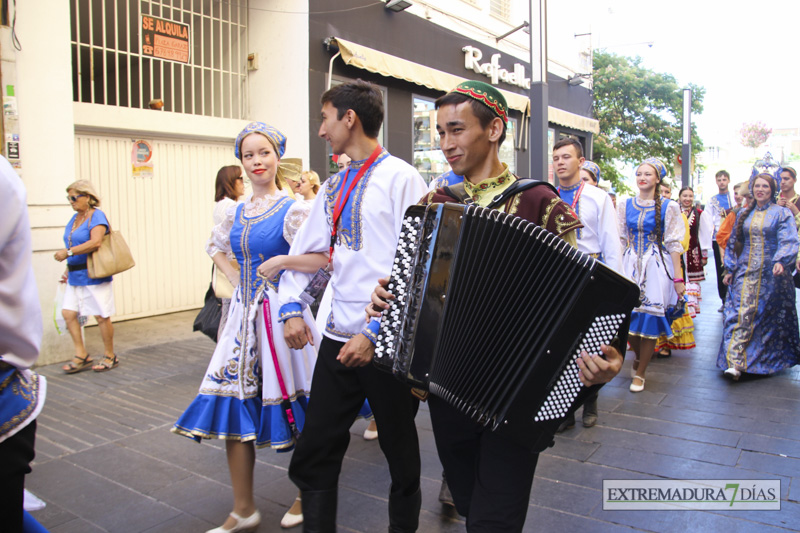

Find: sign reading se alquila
<box><xmin>141</xmin><ymin>15</ymin><xmax>190</xmax><ymax>64</ymax></box>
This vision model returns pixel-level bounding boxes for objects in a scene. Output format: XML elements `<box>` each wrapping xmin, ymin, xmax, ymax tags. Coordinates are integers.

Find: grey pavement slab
<box><xmin>23</xmin><ymin>279</ymin><xmax>800</xmax><ymax>531</ymax></box>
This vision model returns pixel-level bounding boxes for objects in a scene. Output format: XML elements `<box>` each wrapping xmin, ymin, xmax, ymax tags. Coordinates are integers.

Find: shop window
<box><xmin>499</xmin><ymin>118</ymin><xmax>516</xmax><ymax>174</ymax></box>
<box><xmin>70</xmin><ymin>0</ymin><xmax>247</xmax><ymax>119</ymax></box>
<box><xmin>489</xmin><ymin>0</ymin><xmax>511</xmax><ymax>21</ymax></box>
<box><xmin>412</xmin><ymin>96</ymin><xmax>448</xmax><ymax>184</ymax></box>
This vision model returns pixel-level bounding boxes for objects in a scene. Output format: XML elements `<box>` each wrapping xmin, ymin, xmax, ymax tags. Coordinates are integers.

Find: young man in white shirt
<box><xmin>551</xmin><ymin>137</ymin><xmax>621</xmax><ymax>431</ymax></box>
<box><xmin>279</xmin><ymin>80</ymin><xmax>427</xmax><ymax>532</ymax></box>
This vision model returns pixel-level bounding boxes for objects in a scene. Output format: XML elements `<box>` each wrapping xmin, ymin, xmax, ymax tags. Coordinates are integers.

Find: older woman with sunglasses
<box><xmin>54</xmin><ymin>180</ymin><xmax>118</xmax><ymax>373</ymax></box>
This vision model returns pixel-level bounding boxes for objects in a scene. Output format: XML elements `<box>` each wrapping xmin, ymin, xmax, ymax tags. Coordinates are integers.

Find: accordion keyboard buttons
<box><xmin>533</xmin><ymin>313</ymin><xmax>627</xmax><ymax>422</ymax></box>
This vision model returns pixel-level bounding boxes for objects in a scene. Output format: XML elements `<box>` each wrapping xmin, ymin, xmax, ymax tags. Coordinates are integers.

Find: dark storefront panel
<box><xmin>307</xmin><ymin>0</ymin><xmax>593</xmax><ymax>182</ymax></box>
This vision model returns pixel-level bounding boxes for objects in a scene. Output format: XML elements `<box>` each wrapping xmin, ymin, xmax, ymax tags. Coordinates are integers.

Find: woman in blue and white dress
<box><xmin>173</xmin><ymin>122</ymin><xmax>326</xmax><ymax>533</ymax></box>
<box><xmin>618</xmin><ymin>158</ymin><xmax>686</xmax><ymax>393</ymax></box>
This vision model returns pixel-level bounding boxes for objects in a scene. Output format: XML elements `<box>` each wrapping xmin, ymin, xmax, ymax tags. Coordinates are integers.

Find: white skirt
<box><xmin>62</xmin><ymin>282</ymin><xmax>115</xmax><ymax>318</ymax></box>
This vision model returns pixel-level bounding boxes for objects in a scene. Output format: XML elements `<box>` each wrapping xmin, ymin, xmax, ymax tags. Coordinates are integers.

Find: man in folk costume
<box><xmin>778</xmin><ymin>166</ymin><xmax>800</xmax><ymax>228</ymax></box>
<box><xmin>279</xmin><ymin>80</ymin><xmax>428</xmax><ymax>532</ymax></box>
<box><xmin>707</xmin><ymin>170</ymin><xmax>736</xmax><ymax>308</ymax></box>
<box><xmin>551</xmin><ymin>137</ymin><xmax>622</xmax><ymax>431</ymax></box>
<box><xmin>369</xmin><ymin>80</ymin><xmax>624</xmax><ymax>532</ymax></box>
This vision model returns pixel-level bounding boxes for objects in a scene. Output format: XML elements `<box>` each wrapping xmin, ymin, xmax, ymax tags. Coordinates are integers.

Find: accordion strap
<box><xmin>441</xmin><ymin>178</ymin><xmax>557</xmax><ymax>209</ymax></box>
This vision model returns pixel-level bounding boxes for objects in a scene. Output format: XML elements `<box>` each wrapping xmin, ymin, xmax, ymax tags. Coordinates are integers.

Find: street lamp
<box><xmin>682</xmin><ymin>88</ymin><xmax>691</xmax><ymax>188</ymax></box>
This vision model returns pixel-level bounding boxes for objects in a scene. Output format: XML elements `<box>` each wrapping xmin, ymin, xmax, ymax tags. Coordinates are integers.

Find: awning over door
<box><xmin>330</xmin><ymin>37</ymin><xmax>599</xmax><ymax>135</ymax></box>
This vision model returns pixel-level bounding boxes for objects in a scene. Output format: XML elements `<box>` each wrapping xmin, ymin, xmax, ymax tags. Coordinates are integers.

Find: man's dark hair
<box><xmin>434</xmin><ymin>92</ymin><xmax>507</xmax><ymax>146</ymax></box>
<box><xmin>552</xmin><ymin>137</ymin><xmax>584</xmax><ymax>159</ymax></box>
<box><xmin>715</xmin><ymin>170</ymin><xmax>730</xmax><ymax>179</ymax></box>
<box><xmin>320</xmin><ymin>80</ymin><xmax>384</xmax><ymax>138</ymax></box>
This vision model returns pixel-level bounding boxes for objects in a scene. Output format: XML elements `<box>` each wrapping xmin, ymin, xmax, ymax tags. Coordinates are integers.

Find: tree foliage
<box><xmin>739</xmin><ymin>121</ymin><xmax>771</xmax><ymax>149</ymax></box>
<box><xmin>592</xmin><ymin>51</ymin><xmax>705</xmax><ymax>193</ymax></box>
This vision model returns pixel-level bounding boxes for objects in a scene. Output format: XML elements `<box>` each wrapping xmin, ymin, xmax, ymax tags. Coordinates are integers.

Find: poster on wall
<box><xmin>132</xmin><ymin>140</ymin><xmax>154</xmax><ymax>179</ymax></box>
<box><xmin>141</xmin><ymin>14</ymin><xmax>190</xmax><ymax>64</ymax></box>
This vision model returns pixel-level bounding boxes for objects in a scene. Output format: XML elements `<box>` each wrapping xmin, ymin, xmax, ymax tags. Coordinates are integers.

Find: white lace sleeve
<box><xmin>283</xmin><ymin>200</ymin><xmax>312</xmax><ymax>245</ymax></box>
<box><xmin>206</xmin><ymin>202</ymin><xmax>237</xmax><ymax>257</ymax></box>
<box><xmin>663</xmin><ymin>201</ymin><xmax>686</xmax><ymax>254</ymax></box>
<box><xmin>617</xmin><ymin>199</ymin><xmax>628</xmax><ymax>249</ymax></box>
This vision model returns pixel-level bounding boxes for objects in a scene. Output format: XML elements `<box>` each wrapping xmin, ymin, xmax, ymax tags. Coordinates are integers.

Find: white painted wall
<box><xmin>248</xmin><ymin>0</ymin><xmax>310</xmax><ymax>164</ymax></box>
<box><xmin>408</xmin><ymin>0</ymin><xmax>594</xmax><ymax>84</ymax></box>
<box><xmin>11</xmin><ymin>0</ymin><xmax>311</xmax><ymax>365</ymax></box>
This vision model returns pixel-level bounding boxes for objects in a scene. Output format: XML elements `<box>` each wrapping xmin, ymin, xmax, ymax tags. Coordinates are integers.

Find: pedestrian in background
<box><xmin>55</xmin><ymin>180</ymin><xmax>119</xmax><ymax>373</ymax></box>
<box><xmin>298</xmin><ymin>170</ymin><xmax>321</xmax><ymax>201</ymax></box>
<box><xmin>718</xmin><ymin>173</ymin><xmax>800</xmax><ymax>380</ymax></box>
<box><xmin>777</xmin><ymin>166</ymin><xmax>800</xmax><ymax>228</ymax></box>
<box><xmin>708</xmin><ymin>170</ymin><xmax>735</xmax><ymax>310</ymax></box>
<box><xmin>618</xmin><ymin>158</ymin><xmax>685</xmax><ymax>392</ymax></box>
<box><xmin>679</xmin><ymin>186</ymin><xmax>712</xmax><ymax>315</ymax></box>
<box><xmin>213</xmin><ymin>165</ymin><xmax>244</xmax><ymax>336</ymax></box>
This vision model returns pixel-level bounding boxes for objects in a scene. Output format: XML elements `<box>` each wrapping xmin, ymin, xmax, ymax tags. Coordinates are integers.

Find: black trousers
<box><xmin>713</xmin><ymin>241</ymin><xmax>727</xmax><ymax>301</ymax></box>
<box><xmin>0</xmin><ymin>420</ymin><xmax>37</xmax><ymax>533</ymax></box>
<box><xmin>289</xmin><ymin>337</ymin><xmax>421</xmax><ymax>496</ymax></box>
<box><xmin>429</xmin><ymin>396</ymin><xmax>539</xmax><ymax>533</ymax></box>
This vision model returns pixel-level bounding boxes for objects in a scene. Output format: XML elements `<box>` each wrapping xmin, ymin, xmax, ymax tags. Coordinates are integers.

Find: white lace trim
<box><xmin>206</xmin><ymin>190</ymin><xmax>310</xmax><ymax>257</ymax></box>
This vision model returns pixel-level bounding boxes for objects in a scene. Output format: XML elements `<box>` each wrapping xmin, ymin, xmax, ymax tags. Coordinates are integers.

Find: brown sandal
<box><xmin>62</xmin><ymin>355</ymin><xmax>94</xmax><ymax>374</ymax></box>
<box><xmin>92</xmin><ymin>355</ymin><xmax>119</xmax><ymax>372</ymax></box>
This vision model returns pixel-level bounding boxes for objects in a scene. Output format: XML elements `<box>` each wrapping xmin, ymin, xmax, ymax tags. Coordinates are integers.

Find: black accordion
<box><xmin>373</xmin><ymin>203</ymin><xmax>640</xmax><ymax>447</ymax></box>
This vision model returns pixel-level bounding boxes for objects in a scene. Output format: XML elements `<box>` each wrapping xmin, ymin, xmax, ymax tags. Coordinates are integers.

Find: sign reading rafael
<box><xmin>141</xmin><ymin>15</ymin><xmax>190</xmax><ymax>64</ymax></box>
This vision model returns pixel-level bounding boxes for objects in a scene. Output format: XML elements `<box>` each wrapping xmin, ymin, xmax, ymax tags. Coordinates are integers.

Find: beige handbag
<box><xmin>213</xmin><ymin>259</ymin><xmax>240</xmax><ymax>299</ymax></box>
<box><xmin>87</xmin><ymin>212</ymin><xmax>136</xmax><ymax>278</ymax></box>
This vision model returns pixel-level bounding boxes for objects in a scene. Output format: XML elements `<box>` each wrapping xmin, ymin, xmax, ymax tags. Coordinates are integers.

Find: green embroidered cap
<box><xmin>450</xmin><ymin>80</ymin><xmax>508</xmax><ymax>124</ymax></box>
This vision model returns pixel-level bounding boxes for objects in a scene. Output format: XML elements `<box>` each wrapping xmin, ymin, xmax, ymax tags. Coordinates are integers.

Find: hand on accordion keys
<box><xmin>576</xmin><ymin>344</ymin><xmax>624</xmax><ymax>387</ymax></box>
<box><xmin>365</xmin><ymin>276</ymin><xmax>393</xmax><ymax>321</ymax></box>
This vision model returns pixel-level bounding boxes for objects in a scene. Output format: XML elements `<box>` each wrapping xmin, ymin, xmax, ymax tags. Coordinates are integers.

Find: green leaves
<box><xmin>592</xmin><ymin>52</ymin><xmax>705</xmax><ymax>193</ymax></box>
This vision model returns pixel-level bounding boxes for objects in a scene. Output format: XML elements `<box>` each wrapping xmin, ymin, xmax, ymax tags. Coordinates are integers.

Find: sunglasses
<box><xmin>67</xmin><ymin>194</ymin><xmax>87</xmax><ymax>202</ymax></box>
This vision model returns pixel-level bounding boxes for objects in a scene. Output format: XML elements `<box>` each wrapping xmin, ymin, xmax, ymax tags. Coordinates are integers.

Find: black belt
<box><xmin>68</xmin><ymin>262</ymin><xmax>87</xmax><ymax>272</ymax></box>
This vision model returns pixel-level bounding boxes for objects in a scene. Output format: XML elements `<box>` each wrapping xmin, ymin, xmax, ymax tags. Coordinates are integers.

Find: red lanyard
<box><xmin>558</xmin><ymin>181</ymin><xmax>585</xmax><ymax>210</ymax></box>
<box><xmin>328</xmin><ymin>145</ymin><xmax>382</xmax><ymax>265</ymax></box>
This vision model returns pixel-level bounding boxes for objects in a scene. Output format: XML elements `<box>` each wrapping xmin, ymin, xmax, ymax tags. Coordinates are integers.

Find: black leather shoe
<box><xmin>582</xmin><ymin>397</ymin><xmax>598</xmax><ymax>428</ymax></box>
<box><xmin>388</xmin><ymin>486</ymin><xmax>421</xmax><ymax>532</ymax></box>
<box><xmin>556</xmin><ymin>413</ymin><xmax>575</xmax><ymax>433</ymax></box>
<box><xmin>301</xmin><ymin>489</ymin><xmax>337</xmax><ymax>533</ymax></box>
<box><xmin>438</xmin><ymin>474</ymin><xmax>455</xmax><ymax>508</ymax></box>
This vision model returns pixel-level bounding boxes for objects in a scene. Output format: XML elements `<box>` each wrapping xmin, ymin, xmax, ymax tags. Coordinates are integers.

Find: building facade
<box><xmin>7</xmin><ymin>0</ymin><xmax>596</xmax><ymax>364</ymax></box>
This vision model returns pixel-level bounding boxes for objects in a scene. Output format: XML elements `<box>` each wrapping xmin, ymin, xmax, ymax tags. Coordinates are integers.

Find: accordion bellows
<box><xmin>374</xmin><ymin>203</ymin><xmax>640</xmax><ymax>447</ymax></box>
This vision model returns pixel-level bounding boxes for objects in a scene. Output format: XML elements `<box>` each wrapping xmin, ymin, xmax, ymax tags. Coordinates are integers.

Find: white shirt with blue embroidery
<box><xmin>278</xmin><ymin>149</ymin><xmax>427</xmax><ymax>343</ymax></box>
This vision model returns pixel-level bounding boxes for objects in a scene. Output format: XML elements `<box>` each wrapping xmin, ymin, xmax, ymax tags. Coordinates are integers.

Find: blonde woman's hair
<box><xmin>302</xmin><ymin>170</ymin><xmax>321</xmax><ymax>194</ymax></box>
<box><xmin>65</xmin><ymin>180</ymin><xmax>101</xmax><ymax>207</ymax></box>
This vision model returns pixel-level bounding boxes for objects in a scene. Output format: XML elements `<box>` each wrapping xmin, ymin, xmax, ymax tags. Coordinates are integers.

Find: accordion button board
<box><xmin>374</xmin><ymin>202</ymin><xmax>640</xmax><ymax>448</ymax></box>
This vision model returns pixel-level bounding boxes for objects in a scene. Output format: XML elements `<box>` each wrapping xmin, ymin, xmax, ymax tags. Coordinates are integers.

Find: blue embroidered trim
<box><xmin>325</xmin><ymin>310</ymin><xmax>356</xmax><ymax>339</ymax></box>
<box><xmin>278</xmin><ymin>302</ymin><xmax>303</xmax><ymax>322</ymax></box>
<box><xmin>362</xmin><ymin>320</ymin><xmax>380</xmax><ymax>345</ymax></box>
<box><xmin>324</xmin><ymin>149</ymin><xmax>389</xmax><ymax>252</ymax></box>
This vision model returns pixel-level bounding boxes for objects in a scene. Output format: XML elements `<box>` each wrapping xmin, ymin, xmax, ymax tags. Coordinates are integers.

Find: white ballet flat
<box><xmin>281</xmin><ymin>497</ymin><xmax>303</xmax><ymax>529</ymax></box>
<box><xmin>206</xmin><ymin>510</ymin><xmax>261</xmax><ymax>533</ymax></box>
<box><xmin>363</xmin><ymin>426</ymin><xmax>379</xmax><ymax>441</ymax></box>
<box><xmin>723</xmin><ymin>368</ymin><xmax>741</xmax><ymax>381</ymax></box>
<box><xmin>629</xmin><ymin>375</ymin><xmax>645</xmax><ymax>393</ymax></box>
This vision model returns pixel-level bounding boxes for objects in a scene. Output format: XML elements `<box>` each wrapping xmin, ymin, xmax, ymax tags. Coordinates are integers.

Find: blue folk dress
<box><xmin>618</xmin><ymin>197</ymin><xmax>685</xmax><ymax>339</ymax></box>
<box><xmin>717</xmin><ymin>203</ymin><xmax>800</xmax><ymax>374</ymax></box>
<box><xmin>173</xmin><ymin>192</ymin><xmax>320</xmax><ymax>450</ymax></box>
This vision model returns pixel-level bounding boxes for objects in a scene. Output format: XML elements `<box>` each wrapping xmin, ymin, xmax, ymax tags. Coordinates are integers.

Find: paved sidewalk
<box><xmin>26</xmin><ymin>278</ymin><xmax>800</xmax><ymax>532</ymax></box>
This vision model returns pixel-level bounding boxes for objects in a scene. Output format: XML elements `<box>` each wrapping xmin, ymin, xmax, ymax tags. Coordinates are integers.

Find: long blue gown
<box><xmin>717</xmin><ymin>203</ymin><xmax>800</xmax><ymax>374</ymax></box>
